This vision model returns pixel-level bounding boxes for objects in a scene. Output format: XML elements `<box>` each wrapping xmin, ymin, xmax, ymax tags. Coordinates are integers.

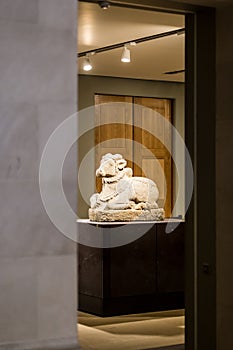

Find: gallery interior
<box><xmin>77</xmin><ymin>2</ymin><xmax>186</xmax><ymax>349</ymax></box>
<box><xmin>0</xmin><ymin>1</ymin><xmax>233</xmax><ymax>350</ymax></box>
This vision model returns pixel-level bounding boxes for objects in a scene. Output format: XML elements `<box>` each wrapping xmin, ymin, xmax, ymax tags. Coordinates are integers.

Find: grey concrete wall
<box><xmin>216</xmin><ymin>3</ymin><xmax>233</xmax><ymax>350</ymax></box>
<box><xmin>0</xmin><ymin>1</ymin><xmax>79</xmax><ymax>349</ymax></box>
<box><xmin>78</xmin><ymin>74</ymin><xmax>185</xmax><ymax>218</ymax></box>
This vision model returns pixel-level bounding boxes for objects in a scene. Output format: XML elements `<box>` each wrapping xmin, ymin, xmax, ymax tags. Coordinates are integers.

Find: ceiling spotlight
<box><xmin>121</xmin><ymin>45</ymin><xmax>131</xmax><ymax>63</ymax></box>
<box><xmin>98</xmin><ymin>1</ymin><xmax>111</xmax><ymax>10</ymax></box>
<box><xmin>83</xmin><ymin>55</ymin><xmax>92</xmax><ymax>71</ymax></box>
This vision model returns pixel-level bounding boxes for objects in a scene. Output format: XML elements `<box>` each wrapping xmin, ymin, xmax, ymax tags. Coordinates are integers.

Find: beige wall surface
<box><xmin>78</xmin><ymin>74</ymin><xmax>185</xmax><ymax>218</ymax></box>
<box><xmin>0</xmin><ymin>1</ymin><xmax>79</xmax><ymax>349</ymax></box>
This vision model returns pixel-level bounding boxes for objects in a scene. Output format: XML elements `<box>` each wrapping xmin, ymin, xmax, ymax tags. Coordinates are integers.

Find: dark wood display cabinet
<box><xmin>78</xmin><ymin>220</ymin><xmax>184</xmax><ymax>316</ymax></box>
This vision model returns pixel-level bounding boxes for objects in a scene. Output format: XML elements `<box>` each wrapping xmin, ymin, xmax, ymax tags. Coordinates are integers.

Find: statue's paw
<box><xmin>134</xmin><ymin>202</ymin><xmax>146</xmax><ymax>210</ymax></box>
<box><xmin>90</xmin><ymin>194</ymin><xmax>98</xmax><ymax>208</ymax></box>
<box><xmin>128</xmin><ymin>201</ymin><xmax>136</xmax><ymax>209</ymax></box>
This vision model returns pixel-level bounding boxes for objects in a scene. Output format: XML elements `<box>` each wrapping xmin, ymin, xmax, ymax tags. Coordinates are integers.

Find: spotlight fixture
<box><xmin>83</xmin><ymin>55</ymin><xmax>92</xmax><ymax>71</ymax></box>
<box><xmin>98</xmin><ymin>1</ymin><xmax>111</xmax><ymax>10</ymax></box>
<box><xmin>121</xmin><ymin>45</ymin><xmax>130</xmax><ymax>63</ymax></box>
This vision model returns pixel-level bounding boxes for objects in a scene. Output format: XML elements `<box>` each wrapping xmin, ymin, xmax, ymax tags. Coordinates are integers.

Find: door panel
<box><xmin>95</xmin><ymin>95</ymin><xmax>133</xmax><ymax>191</ymax></box>
<box><xmin>95</xmin><ymin>94</ymin><xmax>133</xmax><ymax>167</ymax></box>
<box><xmin>134</xmin><ymin>97</ymin><xmax>172</xmax><ymax>217</ymax></box>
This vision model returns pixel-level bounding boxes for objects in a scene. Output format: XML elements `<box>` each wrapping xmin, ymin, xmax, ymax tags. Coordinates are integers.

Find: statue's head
<box><xmin>96</xmin><ymin>153</ymin><xmax>127</xmax><ymax>177</ymax></box>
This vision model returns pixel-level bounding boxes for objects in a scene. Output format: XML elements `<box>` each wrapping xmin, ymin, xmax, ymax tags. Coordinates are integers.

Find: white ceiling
<box><xmin>77</xmin><ymin>2</ymin><xmax>185</xmax><ymax>82</ymax></box>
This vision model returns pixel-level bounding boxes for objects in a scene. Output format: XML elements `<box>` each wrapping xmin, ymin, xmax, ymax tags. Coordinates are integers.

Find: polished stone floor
<box><xmin>78</xmin><ymin>309</ymin><xmax>184</xmax><ymax>350</ymax></box>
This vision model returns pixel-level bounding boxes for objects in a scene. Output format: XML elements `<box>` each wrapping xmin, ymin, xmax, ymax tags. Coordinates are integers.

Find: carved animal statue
<box><xmin>90</xmin><ymin>153</ymin><xmax>159</xmax><ymax>211</ymax></box>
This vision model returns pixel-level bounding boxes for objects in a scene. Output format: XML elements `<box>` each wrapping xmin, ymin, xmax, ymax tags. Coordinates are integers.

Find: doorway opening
<box><xmin>77</xmin><ymin>1</ymin><xmax>186</xmax><ymax>349</ymax></box>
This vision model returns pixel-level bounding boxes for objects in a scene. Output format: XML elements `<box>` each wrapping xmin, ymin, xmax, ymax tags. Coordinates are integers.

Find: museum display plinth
<box><xmin>78</xmin><ymin>220</ymin><xmax>184</xmax><ymax>316</ymax></box>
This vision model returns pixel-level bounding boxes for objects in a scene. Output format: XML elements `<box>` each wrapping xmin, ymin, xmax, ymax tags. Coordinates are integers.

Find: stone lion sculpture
<box><xmin>89</xmin><ymin>153</ymin><xmax>164</xmax><ymax>221</ymax></box>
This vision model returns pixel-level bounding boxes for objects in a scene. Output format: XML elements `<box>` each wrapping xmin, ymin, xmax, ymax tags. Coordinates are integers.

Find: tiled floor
<box><xmin>78</xmin><ymin>309</ymin><xmax>185</xmax><ymax>350</ymax></box>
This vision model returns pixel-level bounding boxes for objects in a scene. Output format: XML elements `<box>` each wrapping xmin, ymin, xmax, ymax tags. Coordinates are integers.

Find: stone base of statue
<box><xmin>89</xmin><ymin>208</ymin><xmax>165</xmax><ymax>222</ymax></box>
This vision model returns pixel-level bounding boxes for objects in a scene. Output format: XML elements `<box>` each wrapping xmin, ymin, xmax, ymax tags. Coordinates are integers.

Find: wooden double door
<box><xmin>95</xmin><ymin>94</ymin><xmax>173</xmax><ymax>217</ymax></box>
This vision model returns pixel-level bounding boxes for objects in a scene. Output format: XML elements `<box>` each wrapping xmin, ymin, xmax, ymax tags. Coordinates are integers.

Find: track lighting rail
<box><xmin>77</xmin><ymin>27</ymin><xmax>185</xmax><ymax>57</ymax></box>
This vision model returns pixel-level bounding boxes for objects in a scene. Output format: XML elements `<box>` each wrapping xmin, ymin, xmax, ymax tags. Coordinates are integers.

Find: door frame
<box><xmin>185</xmin><ymin>9</ymin><xmax>216</xmax><ymax>350</ymax></box>
<box><xmin>78</xmin><ymin>1</ymin><xmax>216</xmax><ymax>349</ymax></box>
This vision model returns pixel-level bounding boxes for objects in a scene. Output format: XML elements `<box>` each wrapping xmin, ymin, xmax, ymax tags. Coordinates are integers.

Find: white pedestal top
<box><xmin>77</xmin><ymin>218</ymin><xmax>185</xmax><ymax>225</ymax></box>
